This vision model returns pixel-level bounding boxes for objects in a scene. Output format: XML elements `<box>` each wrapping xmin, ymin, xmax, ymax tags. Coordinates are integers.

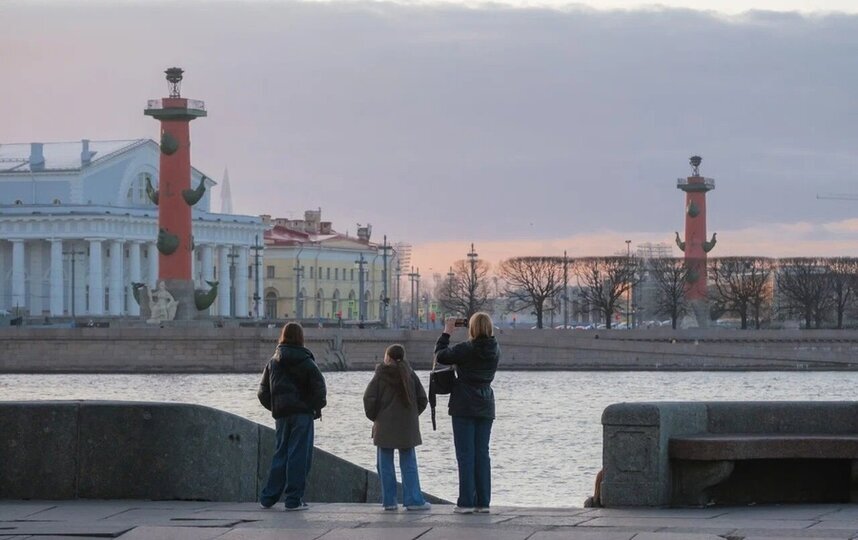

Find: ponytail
<box><xmin>385</xmin><ymin>344</ymin><xmax>413</xmax><ymax>407</ymax></box>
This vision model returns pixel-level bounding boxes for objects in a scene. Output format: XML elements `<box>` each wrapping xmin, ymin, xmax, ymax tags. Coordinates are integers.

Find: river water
<box><xmin>2</xmin><ymin>371</ymin><xmax>856</xmax><ymax>506</ymax></box>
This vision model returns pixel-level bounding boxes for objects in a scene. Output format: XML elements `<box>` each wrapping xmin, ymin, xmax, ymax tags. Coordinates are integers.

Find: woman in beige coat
<box><xmin>363</xmin><ymin>344</ymin><xmax>430</xmax><ymax>511</ymax></box>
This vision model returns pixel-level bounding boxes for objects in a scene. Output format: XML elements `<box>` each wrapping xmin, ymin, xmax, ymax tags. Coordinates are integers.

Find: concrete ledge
<box><xmin>0</xmin><ymin>400</ymin><xmax>444</xmax><ymax>504</ymax></box>
<box><xmin>601</xmin><ymin>400</ymin><xmax>858</xmax><ymax>507</ymax></box>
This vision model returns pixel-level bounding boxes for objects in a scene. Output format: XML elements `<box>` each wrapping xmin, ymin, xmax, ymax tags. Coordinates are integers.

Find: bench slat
<box><xmin>669</xmin><ymin>434</ymin><xmax>858</xmax><ymax>461</ymax></box>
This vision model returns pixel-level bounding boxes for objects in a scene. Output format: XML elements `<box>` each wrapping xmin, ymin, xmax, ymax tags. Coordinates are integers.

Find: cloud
<box><xmin>411</xmin><ymin>217</ymin><xmax>858</xmax><ymax>271</ymax></box>
<box><xmin>3</xmin><ymin>1</ymin><xmax>858</xmax><ymax>253</ymax></box>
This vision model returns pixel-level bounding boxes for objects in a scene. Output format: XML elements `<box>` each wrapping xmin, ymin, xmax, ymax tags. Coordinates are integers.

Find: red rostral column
<box><xmin>676</xmin><ymin>156</ymin><xmax>717</xmax><ymax>328</ymax></box>
<box><xmin>143</xmin><ymin>67</ymin><xmax>208</xmax><ymax>320</ymax></box>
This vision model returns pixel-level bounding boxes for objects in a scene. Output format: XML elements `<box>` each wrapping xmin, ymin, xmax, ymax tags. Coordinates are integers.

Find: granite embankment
<box><xmin>0</xmin><ymin>400</ymin><xmax>445</xmax><ymax>504</ymax></box>
<box><xmin>3</xmin><ymin>326</ymin><xmax>858</xmax><ymax>373</ymax></box>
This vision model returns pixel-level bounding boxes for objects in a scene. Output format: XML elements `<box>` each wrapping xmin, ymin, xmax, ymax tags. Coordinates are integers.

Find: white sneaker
<box><xmin>475</xmin><ymin>507</ymin><xmax>490</xmax><ymax>513</ymax></box>
<box><xmin>383</xmin><ymin>505</ymin><xmax>398</xmax><ymax>511</ymax></box>
<box><xmin>405</xmin><ymin>502</ymin><xmax>432</xmax><ymax>511</ymax></box>
<box><xmin>454</xmin><ymin>506</ymin><xmax>475</xmax><ymax>514</ymax></box>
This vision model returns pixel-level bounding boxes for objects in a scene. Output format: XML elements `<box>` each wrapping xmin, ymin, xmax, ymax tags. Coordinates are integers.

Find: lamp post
<box><xmin>63</xmin><ymin>244</ymin><xmax>86</xmax><ymax>319</ymax></box>
<box><xmin>227</xmin><ymin>248</ymin><xmax>239</xmax><ymax>317</ymax></box>
<box><xmin>407</xmin><ymin>267</ymin><xmax>420</xmax><ymax>329</ymax></box>
<box><xmin>467</xmin><ymin>243</ymin><xmax>478</xmax><ymax>316</ymax></box>
<box><xmin>394</xmin><ymin>259</ymin><xmax>401</xmax><ymax>328</ymax></box>
<box><xmin>446</xmin><ymin>266</ymin><xmax>455</xmax><ymax>318</ymax></box>
<box><xmin>625</xmin><ymin>240</ymin><xmax>632</xmax><ymax>329</ymax></box>
<box><xmin>294</xmin><ymin>244</ymin><xmax>305</xmax><ymax>319</ymax></box>
<box><xmin>251</xmin><ymin>234</ymin><xmax>263</xmax><ymax>320</ymax></box>
<box><xmin>355</xmin><ymin>253</ymin><xmax>367</xmax><ymax>323</ymax></box>
<box><xmin>562</xmin><ymin>250</ymin><xmax>569</xmax><ymax>329</ymax></box>
<box><xmin>380</xmin><ymin>236</ymin><xmax>393</xmax><ymax>328</ymax></box>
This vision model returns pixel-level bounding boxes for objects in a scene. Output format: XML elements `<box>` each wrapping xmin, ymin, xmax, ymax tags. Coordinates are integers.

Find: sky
<box><xmin>3</xmin><ymin>0</ymin><xmax>858</xmax><ymax>273</ymax></box>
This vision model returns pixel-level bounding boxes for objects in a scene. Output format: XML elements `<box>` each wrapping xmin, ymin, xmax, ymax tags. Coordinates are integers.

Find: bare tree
<box><xmin>776</xmin><ymin>257</ymin><xmax>832</xmax><ymax>329</ymax></box>
<box><xmin>436</xmin><ymin>259</ymin><xmax>493</xmax><ymax>319</ymax></box>
<box><xmin>709</xmin><ymin>257</ymin><xmax>774</xmax><ymax>329</ymax></box>
<box><xmin>648</xmin><ymin>257</ymin><xmax>690</xmax><ymax>330</ymax></box>
<box><xmin>498</xmin><ymin>257</ymin><xmax>564</xmax><ymax>329</ymax></box>
<box><xmin>828</xmin><ymin>257</ymin><xmax>858</xmax><ymax>329</ymax></box>
<box><xmin>573</xmin><ymin>256</ymin><xmax>640</xmax><ymax>330</ymax></box>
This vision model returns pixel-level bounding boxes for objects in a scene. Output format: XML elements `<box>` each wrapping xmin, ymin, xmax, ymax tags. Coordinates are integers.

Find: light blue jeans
<box><xmin>376</xmin><ymin>447</ymin><xmax>426</xmax><ymax>508</ymax></box>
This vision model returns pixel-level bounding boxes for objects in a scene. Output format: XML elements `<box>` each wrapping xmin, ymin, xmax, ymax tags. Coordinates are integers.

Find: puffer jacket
<box><xmin>258</xmin><ymin>344</ymin><xmax>327</xmax><ymax>419</ymax></box>
<box><xmin>434</xmin><ymin>333</ymin><xmax>499</xmax><ymax>419</ymax></box>
<box><xmin>363</xmin><ymin>363</ymin><xmax>428</xmax><ymax>449</ymax></box>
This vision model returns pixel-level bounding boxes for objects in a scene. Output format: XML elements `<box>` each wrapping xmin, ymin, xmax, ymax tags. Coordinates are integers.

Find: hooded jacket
<box><xmin>363</xmin><ymin>363</ymin><xmax>428</xmax><ymax>449</ymax></box>
<box><xmin>434</xmin><ymin>333</ymin><xmax>500</xmax><ymax>419</ymax></box>
<box><xmin>258</xmin><ymin>344</ymin><xmax>327</xmax><ymax>419</ymax></box>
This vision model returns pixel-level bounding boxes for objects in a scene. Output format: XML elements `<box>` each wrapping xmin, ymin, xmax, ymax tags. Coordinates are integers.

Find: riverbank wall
<box><xmin>0</xmin><ymin>400</ymin><xmax>445</xmax><ymax>504</ymax></box>
<box><xmin>3</xmin><ymin>326</ymin><xmax>858</xmax><ymax>372</ymax></box>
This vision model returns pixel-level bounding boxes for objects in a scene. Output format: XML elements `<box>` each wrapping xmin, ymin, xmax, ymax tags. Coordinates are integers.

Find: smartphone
<box><xmin>454</xmin><ymin>318</ymin><xmax>468</xmax><ymax>327</ymax></box>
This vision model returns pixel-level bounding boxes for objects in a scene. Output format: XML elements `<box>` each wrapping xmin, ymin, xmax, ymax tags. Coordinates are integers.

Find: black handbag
<box><xmin>428</xmin><ymin>362</ymin><xmax>456</xmax><ymax>431</ymax></box>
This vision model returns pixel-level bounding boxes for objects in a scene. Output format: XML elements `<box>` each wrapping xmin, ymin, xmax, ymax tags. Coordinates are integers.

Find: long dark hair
<box><xmin>385</xmin><ymin>344</ymin><xmax>413</xmax><ymax>407</ymax></box>
<box><xmin>279</xmin><ymin>322</ymin><xmax>304</xmax><ymax>346</ymax></box>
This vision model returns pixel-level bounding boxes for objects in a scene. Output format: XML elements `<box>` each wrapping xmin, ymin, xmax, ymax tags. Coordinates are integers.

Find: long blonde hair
<box><xmin>468</xmin><ymin>312</ymin><xmax>494</xmax><ymax>340</ymax></box>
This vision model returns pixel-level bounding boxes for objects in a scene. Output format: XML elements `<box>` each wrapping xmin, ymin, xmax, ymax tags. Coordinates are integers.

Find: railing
<box><xmin>677</xmin><ymin>177</ymin><xmax>715</xmax><ymax>189</ymax></box>
<box><xmin>146</xmin><ymin>99</ymin><xmax>206</xmax><ymax>111</ymax></box>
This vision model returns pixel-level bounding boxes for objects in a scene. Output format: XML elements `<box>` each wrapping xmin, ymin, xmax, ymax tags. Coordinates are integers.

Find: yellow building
<box><xmin>259</xmin><ymin>211</ymin><xmax>400</xmax><ymax>326</ymax></box>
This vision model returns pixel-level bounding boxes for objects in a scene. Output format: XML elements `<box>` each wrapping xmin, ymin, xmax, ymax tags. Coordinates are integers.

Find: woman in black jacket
<box><xmin>434</xmin><ymin>312</ymin><xmax>499</xmax><ymax>514</ymax></box>
<box><xmin>258</xmin><ymin>322</ymin><xmax>327</xmax><ymax>510</ymax></box>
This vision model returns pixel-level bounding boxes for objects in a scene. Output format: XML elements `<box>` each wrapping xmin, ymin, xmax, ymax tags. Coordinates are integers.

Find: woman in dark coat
<box><xmin>258</xmin><ymin>322</ymin><xmax>327</xmax><ymax>510</ymax></box>
<box><xmin>434</xmin><ymin>312</ymin><xmax>499</xmax><ymax>514</ymax></box>
<box><xmin>363</xmin><ymin>344</ymin><xmax>430</xmax><ymax>511</ymax></box>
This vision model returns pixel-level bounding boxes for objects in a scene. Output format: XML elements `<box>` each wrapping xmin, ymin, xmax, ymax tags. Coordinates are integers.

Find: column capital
<box><xmin>85</xmin><ymin>237</ymin><xmax>105</xmax><ymax>243</ymax></box>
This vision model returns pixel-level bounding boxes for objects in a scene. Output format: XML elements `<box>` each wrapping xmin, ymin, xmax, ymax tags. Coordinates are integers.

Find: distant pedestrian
<box><xmin>363</xmin><ymin>344</ymin><xmax>431</xmax><ymax>512</ymax></box>
<box><xmin>257</xmin><ymin>322</ymin><xmax>327</xmax><ymax>510</ymax></box>
<box><xmin>435</xmin><ymin>312</ymin><xmax>500</xmax><ymax>514</ymax></box>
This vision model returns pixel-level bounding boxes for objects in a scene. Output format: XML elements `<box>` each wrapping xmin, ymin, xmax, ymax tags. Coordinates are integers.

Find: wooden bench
<box><xmin>669</xmin><ymin>434</ymin><xmax>858</xmax><ymax>506</ymax></box>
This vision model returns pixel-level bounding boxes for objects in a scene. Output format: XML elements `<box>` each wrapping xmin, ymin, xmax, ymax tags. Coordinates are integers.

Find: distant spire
<box><xmin>220</xmin><ymin>167</ymin><xmax>233</xmax><ymax>214</ymax></box>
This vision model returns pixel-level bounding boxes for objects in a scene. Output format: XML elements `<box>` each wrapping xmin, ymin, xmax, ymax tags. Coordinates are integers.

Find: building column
<box><xmin>236</xmin><ymin>246</ymin><xmax>249</xmax><ymax>318</ymax></box>
<box><xmin>109</xmin><ymin>240</ymin><xmax>123</xmax><ymax>316</ymax></box>
<box><xmin>69</xmin><ymin>241</ymin><xmax>86</xmax><ymax>317</ymax></box>
<box><xmin>28</xmin><ymin>241</ymin><xmax>43</xmax><ymax>315</ymax></box>
<box><xmin>49</xmin><ymin>239</ymin><xmax>64</xmax><ymax>316</ymax></box>
<box><xmin>198</xmin><ymin>244</ymin><xmax>214</xmax><ymax>314</ymax></box>
<box><xmin>148</xmin><ymin>242</ymin><xmax>158</xmax><ymax>288</ymax></box>
<box><xmin>218</xmin><ymin>245</ymin><xmax>231</xmax><ymax>317</ymax></box>
<box><xmin>201</xmin><ymin>244</ymin><xmax>214</xmax><ymax>283</ymax></box>
<box><xmin>88</xmin><ymin>239</ymin><xmax>104</xmax><ymax>315</ymax></box>
<box><xmin>128</xmin><ymin>242</ymin><xmax>142</xmax><ymax>317</ymax></box>
<box><xmin>11</xmin><ymin>239</ymin><xmax>26</xmax><ymax>314</ymax></box>
<box><xmin>0</xmin><ymin>243</ymin><xmax>6</xmax><ymax>311</ymax></box>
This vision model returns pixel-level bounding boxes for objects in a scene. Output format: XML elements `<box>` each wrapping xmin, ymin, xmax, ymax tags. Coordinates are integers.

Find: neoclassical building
<box><xmin>261</xmin><ymin>211</ymin><xmax>401</xmax><ymax>324</ymax></box>
<box><xmin>0</xmin><ymin>139</ymin><xmax>266</xmax><ymax>318</ymax></box>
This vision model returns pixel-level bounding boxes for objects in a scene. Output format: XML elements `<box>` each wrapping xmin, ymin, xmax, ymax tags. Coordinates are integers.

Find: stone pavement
<box><xmin>5</xmin><ymin>501</ymin><xmax>858</xmax><ymax>539</ymax></box>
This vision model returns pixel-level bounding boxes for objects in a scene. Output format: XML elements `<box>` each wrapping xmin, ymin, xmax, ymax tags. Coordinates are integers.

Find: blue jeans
<box><xmin>376</xmin><ymin>447</ymin><xmax>426</xmax><ymax>508</ymax></box>
<box><xmin>451</xmin><ymin>416</ymin><xmax>493</xmax><ymax>508</ymax></box>
<box><xmin>260</xmin><ymin>413</ymin><xmax>314</xmax><ymax>508</ymax></box>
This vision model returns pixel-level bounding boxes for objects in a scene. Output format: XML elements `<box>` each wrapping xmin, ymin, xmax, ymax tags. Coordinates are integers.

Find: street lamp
<box><xmin>251</xmin><ymin>234</ymin><xmax>263</xmax><ymax>320</ymax></box>
<box><xmin>380</xmin><ymin>235</ymin><xmax>393</xmax><ymax>328</ymax></box>
<box><xmin>625</xmin><ymin>240</ymin><xmax>632</xmax><ymax>329</ymax></box>
<box><xmin>407</xmin><ymin>267</ymin><xmax>420</xmax><ymax>329</ymax></box>
<box><xmin>227</xmin><ymin>247</ymin><xmax>239</xmax><ymax>318</ymax></box>
<box><xmin>355</xmin><ymin>253</ymin><xmax>367</xmax><ymax>323</ymax></box>
<box><xmin>294</xmin><ymin>244</ymin><xmax>305</xmax><ymax>319</ymax></box>
<box><xmin>63</xmin><ymin>244</ymin><xmax>86</xmax><ymax>319</ymax></box>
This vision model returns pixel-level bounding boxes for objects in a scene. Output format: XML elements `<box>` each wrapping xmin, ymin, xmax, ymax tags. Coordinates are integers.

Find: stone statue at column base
<box><xmin>146</xmin><ymin>281</ymin><xmax>178</xmax><ymax>324</ymax></box>
<box><xmin>689</xmin><ymin>299</ymin><xmax>710</xmax><ymax>329</ymax></box>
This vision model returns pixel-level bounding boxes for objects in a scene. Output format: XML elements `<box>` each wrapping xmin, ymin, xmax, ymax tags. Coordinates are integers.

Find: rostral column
<box><xmin>675</xmin><ymin>156</ymin><xmax>717</xmax><ymax>328</ymax></box>
<box><xmin>143</xmin><ymin>67</ymin><xmax>217</xmax><ymax>320</ymax></box>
